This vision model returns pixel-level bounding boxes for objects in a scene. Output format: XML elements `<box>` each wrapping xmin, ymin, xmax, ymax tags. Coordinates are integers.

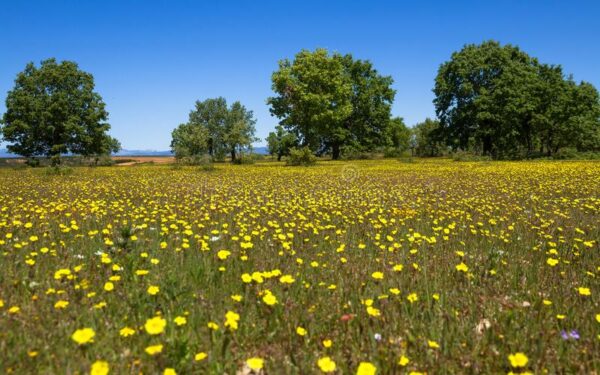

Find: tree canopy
<box><xmin>171</xmin><ymin>97</ymin><xmax>257</xmax><ymax>161</ymax></box>
<box><xmin>434</xmin><ymin>40</ymin><xmax>600</xmax><ymax>158</ymax></box>
<box><xmin>0</xmin><ymin>59</ymin><xmax>120</xmax><ymax>164</ymax></box>
<box><xmin>268</xmin><ymin>48</ymin><xmax>397</xmax><ymax>159</ymax></box>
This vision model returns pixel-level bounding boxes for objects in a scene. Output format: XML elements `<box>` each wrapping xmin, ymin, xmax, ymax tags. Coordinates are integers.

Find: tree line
<box><xmin>1</xmin><ymin>41</ymin><xmax>599</xmax><ymax>164</ymax></box>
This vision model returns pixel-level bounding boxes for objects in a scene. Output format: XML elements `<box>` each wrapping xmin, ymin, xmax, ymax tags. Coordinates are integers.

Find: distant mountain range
<box><xmin>0</xmin><ymin>146</ymin><xmax>269</xmax><ymax>158</ymax></box>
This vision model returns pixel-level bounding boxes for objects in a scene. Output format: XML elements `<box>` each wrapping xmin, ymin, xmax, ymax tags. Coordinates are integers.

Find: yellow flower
<box><xmin>174</xmin><ymin>316</ymin><xmax>187</xmax><ymax>326</ymax></box>
<box><xmin>217</xmin><ymin>250</ymin><xmax>231</xmax><ymax>260</ymax></box>
<box><xmin>147</xmin><ymin>285</ymin><xmax>160</xmax><ymax>295</ymax></box>
<box><xmin>194</xmin><ymin>352</ymin><xmax>208</xmax><ymax>361</ymax></box>
<box><xmin>54</xmin><ymin>268</ymin><xmax>71</xmax><ymax>280</ymax></box>
<box><xmin>279</xmin><ymin>274</ymin><xmax>295</xmax><ymax>284</ymax></box>
<box><xmin>71</xmin><ymin>328</ymin><xmax>95</xmax><ymax>345</ymax></box>
<box><xmin>356</xmin><ymin>362</ymin><xmax>377</xmax><ymax>375</ymax></box>
<box><xmin>262</xmin><ymin>292</ymin><xmax>278</xmax><ymax>306</ymax></box>
<box><xmin>246</xmin><ymin>357</ymin><xmax>264</xmax><ymax>370</ymax></box>
<box><xmin>398</xmin><ymin>355</ymin><xmax>410</xmax><ymax>366</ymax></box>
<box><xmin>145</xmin><ymin>344</ymin><xmax>163</xmax><ymax>355</ymax></box>
<box><xmin>428</xmin><ymin>340</ymin><xmax>440</xmax><ymax>349</ymax></box>
<box><xmin>508</xmin><ymin>352</ymin><xmax>528</xmax><ymax>368</ymax></box>
<box><xmin>144</xmin><ymin>316</ymin><xmax>166</xmax><ymax>335</ymax></box>
<box><xmin>407</xmin><ymin>293</ymin><xmax>418</xmax><ymax>303</ymax></box>
<box><xmin>119</xmin><ymin>327</ymin><xmax>135</xmax><ymax>337</ymax></box>
<box><xmin>455</xmin><ymin>262</ymin><xmax>469</xmax><ymax>272</ymax></box>
<box><xmin>578</xmin><ymin>287</ymin><xmax>591</xmax><ymax>296</ymax></box>
<box><xmin>596</xmin><ymin>313</ymin><xmax>600</xmax><ymax>323</ymax></box>
<box><xmin>317</xmin><ymin>356</ymin><xmax>336</xmax><ymax>372</ymax></box>
<box><xmin>90</xmin><ymin>360</ymin><xmax>109</xmax><ymax>375</ymax></box>
<box><xmin>371</xmin><ymin>271</ymin><xmax>384</xmax><ymax>280</ymax></box>
<box><xmin>241</xmin><ymin>273</ymin><xmax>253</xmax><ymax>283</ymax></box>
<box><xmin>546</xmin><ymin>258</ymin><xmax>559</xmax><ymax>266</ymax></box>
<box><xmin>225</xmin><ymin>310</ymin><xmax>240</xmax><ymax>330</ymax></box>
<box><xmin>103</xmin><ymin>282</ymin><xmax>114</xmax><ymax>292</ymax></box>
<box><xmin>163</xmin><ymin>369</ymin><xmax>176</xmax><ymax>375</ymax></box>
<box><xmin>296</xmin><ymin>326</ymin><xmax>307</xmax><ymax>336</ymax></box>
<box><xmin>54</xmin><ymin>300</ymin><xmax>69</xmax><ymax>309</ymax></box>
<box><xmin>366</xmin><ymin>306</ymin><xmax>381</xmax><ymax>317</ymax></box>
<box><xmin>322</xmin><ymin>339</ymin><xmax>332</xmax><ymax>348</ymax></box>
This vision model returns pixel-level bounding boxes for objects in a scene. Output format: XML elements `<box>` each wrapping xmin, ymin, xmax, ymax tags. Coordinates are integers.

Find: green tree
<box><xmin>342</xmin><ymin>56</ymin><xmax>396</xmax><ymax>153</ymax></box>
<box><xmin>188</xmin><ymin>97</ymin><xmax>229</xmax><ymax>160</ymax></box>
<box><xmin>434</xmin><ymin>40</ymin><xmax>600</xmax><ymax>158</ymax></box>
<box><xmin>412</xmin><ymin>118</ymin><xmax>444</xmax><ymax>157</ymax></box>
<box><xmin>434</xmin><ymin>41</ymin><xmax>536</xmax><ymax>156</ymax></box>
<box><xmin>268</xmin><ymin>49</ymin><xmax>353</xmax><ymax>159</ymax></box>
<box><xmin>386</xmin><ymin>117</ymin><xmax>411</xmax><ymax>152</ymax></box>
<box><xmin>266</xmin><ymin>125</ymin><xmax>298</xmax><ymax>161</ymax></box>
<box><xmin>1</xmin><ymin>58</ymin><xmax>119</xmax><ymax>165</ymax></box>
<box><xmin>224</xmin><ymin>101</ymin><xmax>258</xmax><ymax>162</ymax></box>
<box><xmin>532</xmin><ymin>67</ymin><xmax>600</xmax><ymax>155</ymax></box>
<box><xmin>170</xmin><ymin>122</ymin><xmax>209</xmax><ymax>158</ymax></box>
<box><xmin>178</xmin><ymin>98</ymin><xmax>257</xmax><ymax>162</ymax></box>
<box><xmin>268</xmin><ymin>48</ymin><xmax>395</xmax><ymax>159</ymax></box>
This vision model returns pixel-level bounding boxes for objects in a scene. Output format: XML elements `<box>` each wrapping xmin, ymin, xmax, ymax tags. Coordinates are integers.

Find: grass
<box><xmin>0</xmin><ymin>159</ymin><xmax>598</xmax><ymax>374</ymax></box>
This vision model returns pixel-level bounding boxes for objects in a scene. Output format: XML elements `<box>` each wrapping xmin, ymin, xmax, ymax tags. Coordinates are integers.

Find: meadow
<box><xmin>0</xmin><ymin>159</ymin><xmax>598</xmax><ymax>374</ymax></box>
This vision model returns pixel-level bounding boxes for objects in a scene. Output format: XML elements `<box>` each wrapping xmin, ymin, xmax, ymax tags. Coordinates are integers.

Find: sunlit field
<box><xmin>0</xmin><ymin>159</ymin><xmax>598</xmax><ymax>374</ymax></box>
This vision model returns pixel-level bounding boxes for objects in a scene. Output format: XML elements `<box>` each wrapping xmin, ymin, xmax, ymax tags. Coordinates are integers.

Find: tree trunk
<box><xmin>482</xmin><ymin>136</ymin><xmax>492</xmax><ymax>157</ymax></box>
<box><xmin>230</xmin><ymin>149</ymin><xmax>236</xmax><ymax>162</ymax></box>
<box><xmin>332</xmin><ymin>144</ymin><xmax>341</xmax><ymax>160</ymax></box>
<box><xmin>277</xmin><ymin>154</ymin><xmax>282</xmax><ymax>161</ymax></box>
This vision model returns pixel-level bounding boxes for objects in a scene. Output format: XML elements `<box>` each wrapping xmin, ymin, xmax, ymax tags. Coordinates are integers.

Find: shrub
<box><xmin>341</xmin><ymin>146</ymin><xmax>375</xmax><ymax>160</ymax></box>
<box><xmin>553</xmin><ymin>148</ymin><xmax>580</xmax><ymax>160</ymax></box>
<box><xmin>199</xmin><ymin>163</ymin><xmax>216</xmax><ymax>172</ymax></box>
<box><xmin>177</xmin><ymin>154</ymin><xmax>213</xmax><ymax>166</ymax></box>
<box><xmin>91</xmin><ymin>155</ymin><xmax>115</xmax><ymax>166</ymax></box>
<box><xmin>383</xmin><ymin>147</ymin><xmax>408</xmax><ymax>158</ymax></box>
<box><xmin>553</xmin><ymin>148</ymin><xmax>600</xmax><ymax>160</ymax></box>
<box><xmin>43</xmin><ymin>166</ymin><xmax>74</xmax><ymax>176</ymax></box>
<box><xmin>232</xmin><ymin>154</ymin><xmax>256</xmax><ymax>165</ymax></box>
<box><xmin>286</xmin><ymin>147</ymin><xmax>317</xmax><ymax>166</ymax></box>
<box><xmin>451</xmin><ymin>151</ymin><xmax>492</xmax><ymax>162</ymax></box>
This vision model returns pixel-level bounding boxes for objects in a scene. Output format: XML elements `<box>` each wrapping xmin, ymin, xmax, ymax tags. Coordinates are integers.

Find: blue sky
<box><xmin>1</xmin><ymin>1</ymin><xmax>599</xmax><ymax>150</ymax></box>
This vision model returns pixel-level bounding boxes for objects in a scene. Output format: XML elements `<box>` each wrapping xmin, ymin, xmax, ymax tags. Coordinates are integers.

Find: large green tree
<box><xmin>342</xmin><ymin>56</ymin><xmax>396</xmax><ymax>153</ymax></box>
<box><xmin>434</xmin><ymin>41</ymin><xmax>600</xmax><ymax>158</ymax></box>
<box><xmin>187</xmin><ymin>97</ymin><xmax>229</xmax><ymax>159</ymax></box>
<box><xmin>268</xmin><ymin>48</ymin><xmax>396</xmax><ymax>159</ymax></box>
<box><xmin>1</xmin><ymin>59</ymin><xmax>120</xmax><ymax>164</ymax></box>
<box><xmin>174</xmin><ymin>97</ymin><xmax>257</xmax><ymax>162</ymax></box>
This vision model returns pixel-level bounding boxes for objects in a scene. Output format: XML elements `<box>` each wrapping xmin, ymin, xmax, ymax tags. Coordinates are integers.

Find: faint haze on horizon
<box><xmin>1</xmin><ymin>0</ymin><xmax>599</xmax><ymax>150</ymax></box>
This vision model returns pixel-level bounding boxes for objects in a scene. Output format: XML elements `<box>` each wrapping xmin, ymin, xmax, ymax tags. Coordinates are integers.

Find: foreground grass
<box><xmin>0</xmin><ymin>159</ymin><xmax>598</xmax><ymax>374</ymax></box>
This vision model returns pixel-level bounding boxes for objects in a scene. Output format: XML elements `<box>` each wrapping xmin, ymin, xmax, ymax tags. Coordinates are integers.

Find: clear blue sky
<box><xmin>1</xmin><ymin>1</ymin><xmax>599</xmax><ymax>150</ymax></box>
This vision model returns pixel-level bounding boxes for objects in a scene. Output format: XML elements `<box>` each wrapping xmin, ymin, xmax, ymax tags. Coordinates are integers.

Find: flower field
<box><xmin>0</xmin><ymin>160</ymin><xmax>598</xmax><ymax>374</ymax></box>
